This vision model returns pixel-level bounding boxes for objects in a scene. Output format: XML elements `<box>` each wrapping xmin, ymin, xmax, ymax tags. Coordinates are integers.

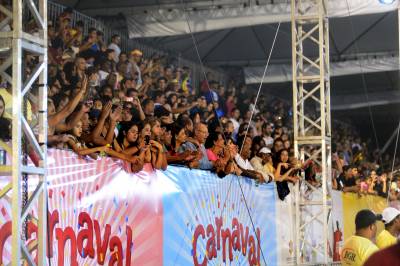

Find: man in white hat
<box><xmin>250</xmin><ymin>146</ymin><xmax>274</xmax><ymax>183</ymax></box>
<box><xmin>376</xmin><ymin>207</ymin><xmax>400</xmax><ymax>249</ymax></box>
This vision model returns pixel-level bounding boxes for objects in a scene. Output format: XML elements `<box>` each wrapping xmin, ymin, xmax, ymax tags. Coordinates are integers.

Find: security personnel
<box><xmin>376</xmin><ymin>207</ymin><xmax>400</xmax><ymax>249</ymax></box>
<box><xmin>341</xmin><ymin>209</ymin><xmax>380</xmax><ymax>266</ymax></box>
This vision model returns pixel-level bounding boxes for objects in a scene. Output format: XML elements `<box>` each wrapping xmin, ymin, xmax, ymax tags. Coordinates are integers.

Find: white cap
<box><xmin>382</xmin><ymin>207</ymin><xmax>400</xmax><ymax>224</ymax></box>
<box><xmin>259</xmin><ymin>147</ymin><xmax>272</xmax><ymax>154</ymax></box>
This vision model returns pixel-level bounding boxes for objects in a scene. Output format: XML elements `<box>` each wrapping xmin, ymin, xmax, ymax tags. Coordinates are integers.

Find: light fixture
<box><xmin>379</xmin><ymin>0</ymin><xmax>395</xmax><ymax>4</ymax></box>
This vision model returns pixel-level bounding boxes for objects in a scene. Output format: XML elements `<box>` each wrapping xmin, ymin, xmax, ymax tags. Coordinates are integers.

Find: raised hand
<box><xmin>109</xmin><ymin>106</ymin><xmax>122</xmax><ymax>122</ymax></box>
<box><xmin>80</xmin><ymin>74</ymin><xmax>88</xmax><ymax>94</ymax></box>
<box><xmin>101</xmin><ymin>101</ymin><xmax>112</xmax><ymax>118</ymax></box>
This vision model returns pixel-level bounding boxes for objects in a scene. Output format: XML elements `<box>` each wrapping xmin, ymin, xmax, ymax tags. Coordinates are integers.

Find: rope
<box><xmin>343</xmin><ymin>0</ymin><xmax>382</xmax><ymax>162</ymax></box>
<box><xmin>239</xmin><ymin>22</ymin><xmax>281</xmax><ymax>155</ymax></box>
<box><xmin>388</xmin><ymin>120</ymin><xmax>400</xmax><ymax>203</ymax></box>
<box><xmin>170</xmin><ymin>1</ymin><xmax>284</xmax><ymax>265</ymax></box>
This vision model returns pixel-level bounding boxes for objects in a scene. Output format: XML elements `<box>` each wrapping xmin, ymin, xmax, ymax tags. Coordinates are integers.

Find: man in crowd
<box><xmin>179</xmin><ymin>122</ymin><xmax>213</xmax><ymax>170</ymax></box>
<box><xmin>108</xmin><ymin>34</ymin><xmax>121</xmax><ymax>63</ymax></box>
<box><xmin>336</xmin><ymin>165</ymin><xmax>359</xmax><ymax>193</ymax></box>
<box><xmin>341</xmin><ymin>209</ymin><xmax>380</xmax><ymax>265</ymax></box>
<box><xmin>376</xmin><ymin>207</ymin><xmax>400</xmax><ymax>249</ymax></box>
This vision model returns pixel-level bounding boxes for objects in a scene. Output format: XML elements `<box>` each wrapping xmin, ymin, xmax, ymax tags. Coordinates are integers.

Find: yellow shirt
<box><xmin>341</xmin><ymin>235</ymin><xmax>379</xmax><ymax>266</ymax></box>
<box><xmin>376</xmin><ymin>229</ymin><xmax>398</xmax><ymax>249</ymax></box>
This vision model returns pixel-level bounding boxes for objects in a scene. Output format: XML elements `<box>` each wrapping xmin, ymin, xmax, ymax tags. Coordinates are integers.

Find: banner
<box><xmin>0</xmin><ymin>149</ymin><xmax>391</xmax><ymax>265</ymax></box>
<box><xmin>0</xmin><ymin>149</ymin><xmax>278</xmax><ymax>266</ymax></box>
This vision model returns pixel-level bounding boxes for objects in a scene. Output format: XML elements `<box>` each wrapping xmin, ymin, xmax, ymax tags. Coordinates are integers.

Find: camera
<box><xmin>144</xmin><ymin>135</ymin><xmax>150</xmax><ymax>145</ymax></box>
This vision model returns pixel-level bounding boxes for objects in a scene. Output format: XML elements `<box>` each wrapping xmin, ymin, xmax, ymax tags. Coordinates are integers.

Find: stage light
<box><xmin>379</xmin><ymin>0</ymin><xmax>395</xmax><ymax>4</ymax></box>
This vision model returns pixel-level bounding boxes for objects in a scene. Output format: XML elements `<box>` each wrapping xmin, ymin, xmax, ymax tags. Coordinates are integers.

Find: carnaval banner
<box><xmin>0</xmin><ymin>149</ymin><xmax>392</xmax><ymax>265</ymax></box>
<box><xmin>0</xmin><ymin>149</ymin><xmax>278</xmax><ymax>265</ymax></box>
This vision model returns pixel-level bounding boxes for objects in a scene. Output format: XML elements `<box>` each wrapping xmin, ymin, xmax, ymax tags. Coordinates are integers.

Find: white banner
<box><xmin>126</xmin><ymin>0</ymin><xmax>399</xmax><ymax>38</ymax></box>
<box><xmin>244</xmin><ymin>55</ymin><xmax>399</xmax><ymax>84</ymax></box>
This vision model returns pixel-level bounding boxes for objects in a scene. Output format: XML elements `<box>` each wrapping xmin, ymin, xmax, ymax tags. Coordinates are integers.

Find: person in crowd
<box><xmin>179</xmin><ymin>122</ymin><xmax>214</xmax><ymax>170</ymax></box>
<box><xmin>368</xmin><ymin>171</ymin><xmax>387</xmax><ymax>197</ymax></box>
<box><xmin>335</xmin><ymin>165</ymin><xmax>360</xmax><ymax>193</ymax></box>
<box><xmin>376</xmin><ymin>207</ymin><xmax>400</xmax><ymax>249</ymax></box>
<box><xmin>364</xmin><ymin>242</ymin><xmax>400</xmax><ymax>266</ymax></box>
<box><xmin>108</xmin><ymin>34</ymin><xmax>121</xmax><ymax>63</ymax></box>
<box><xmin>166</xmin><ymin>124</ymin><xmax>196</xmax><ymax>165</ymax></box>
<box><xmin>130</xmin><ymin>49</ymin><xmax>143</xmax><ymax>86</ymax></box>
<box><xmin>250</xmin><ymin>147</ymin><xmax>274</xmax><ymax>182</ymax></box>
<box><xmin>232</xmin><ymin>136</ymin><xmax>264</xmax><ymax>182</ymax></box>
<box><xmin>273</xmin><ymin>149</ymin><xmax>300</xmax><ymax>200</ymax></box>
<box><xmin>138</xmin><ymin>118</ymin><xmax>167</xmax><ymax>170</ymax></box>
<box><xmin>66</xmin><ymin>119</ymin><xmax>109</xmax><ymax>159</ymax></box>
<box><xmin>341</xmin><ymin>209</ymin><xmax>380</xmax><ymax>266</ymax></box>
<box><xmin>0</xmin><ymin>95</ymin><xmax>11</xmax><ymax>141</ymax></box>
<box><xmin>205</xmin><ymin>131</ymin><xmax>239</xmax><ymax>177</ymax></box>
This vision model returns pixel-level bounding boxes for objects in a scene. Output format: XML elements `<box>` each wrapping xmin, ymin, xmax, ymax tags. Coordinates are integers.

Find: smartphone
<box><xmin>144</xmin><ymin>135</ymin><xmax>150</xmax><ymax>145</ymax></box>
<box><xmin>125</xmin><ymin>97</ymin><xmax>134</xmax><ymax>102</ymax></box>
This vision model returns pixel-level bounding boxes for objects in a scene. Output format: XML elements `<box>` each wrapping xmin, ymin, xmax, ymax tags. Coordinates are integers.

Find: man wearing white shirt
<box><xmin>108</xmin><ymin>34</ymin><xmax>121</xmax><ymax>63</ymax></box>
<box><xmin>231</xmin><ymin>136</ymin><xmax>263</xmax><ymax>182</ymax></box>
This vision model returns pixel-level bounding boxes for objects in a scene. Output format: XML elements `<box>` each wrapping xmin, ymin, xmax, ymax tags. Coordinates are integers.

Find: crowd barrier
<box><xmin>0</xmin><ymin>149</ymin><xmax>388</xmax><ymax>265</ymax></box>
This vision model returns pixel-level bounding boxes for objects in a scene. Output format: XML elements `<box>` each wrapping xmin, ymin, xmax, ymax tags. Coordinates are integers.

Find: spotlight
<box><xmin>379</xmin><ymin>0</ymin><xmax>395</xmax><ymax>4</ymax></box>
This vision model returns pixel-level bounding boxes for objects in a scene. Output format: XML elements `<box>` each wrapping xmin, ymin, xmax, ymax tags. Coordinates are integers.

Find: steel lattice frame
<box><xmin>0</xmin><ymin>0</ymin><xmax>48</xmax><ymax>265</ymax></box>
<box><xmin>291</xmin><ymin>0</ymin><xmax>332</xmax><ymax>265</ymax></box>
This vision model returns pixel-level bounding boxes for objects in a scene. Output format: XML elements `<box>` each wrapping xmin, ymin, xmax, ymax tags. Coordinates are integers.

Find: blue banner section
<box><xmin>162</xmin><ymin>166</ymin><xmax>278</xmax><ymax>266</ymax></box>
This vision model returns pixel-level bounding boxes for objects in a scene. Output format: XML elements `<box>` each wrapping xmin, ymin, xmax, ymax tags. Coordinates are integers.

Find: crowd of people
<box><xmin>0</xmin><ymin>6</ymin><xmax>400</xmax><ymax>203</ymax></box>
<box><xmin>331</xmin><ymin>123</ymin><xmax>400</xmax><ymax>206</ymax></box>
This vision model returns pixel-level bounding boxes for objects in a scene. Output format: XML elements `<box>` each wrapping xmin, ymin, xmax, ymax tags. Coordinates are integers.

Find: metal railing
<box><xmin>48</xmin><ymin>1</ymin><xmax>227</xmax><ymax>86</ymax></box>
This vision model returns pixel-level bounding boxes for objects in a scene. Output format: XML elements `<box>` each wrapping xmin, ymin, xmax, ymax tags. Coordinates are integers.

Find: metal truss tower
<box><xmin>291</xmin><ymin>0</ymin><xmax>332</xmax><ymax>265</ymax></box>
<box><xmin>0</xmin><ymin>0</ymin><xmax>48</xmax><ymax>265</ymax></box>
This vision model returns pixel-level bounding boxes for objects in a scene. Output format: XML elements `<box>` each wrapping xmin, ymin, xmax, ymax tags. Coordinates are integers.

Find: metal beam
<box><xmin>9</xmin><ymin>0</ymin><xmax>48</xmax><ymax>265</ymax></box>
<box><xmin>292</xmin><ymin>0</ymin><xmax>332</xmax><ymax>265</ymax></box>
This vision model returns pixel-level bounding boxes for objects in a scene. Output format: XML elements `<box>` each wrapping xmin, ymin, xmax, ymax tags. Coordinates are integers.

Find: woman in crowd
<box><xmin>166</xmin><ymin>124</ymin><xmax>196</xmax><ymax>165</ymax></box>
<box><xmin>66</xmin><ymin>119</ymin><xmax>109</xmax><ymax>159</ymax></box>
<box><xmin>274</xmin><ymin>149</ymin><xmax>300</xmax><ymax>200</ymax></box>
<box><xmin>205</xmin><ymin>132</ymin><xmax>234</xmax><ymax>177</ymax></box>
<box><xmin>139</xmin><ymin>118</ymin><xmax>167</xmax><ymax>170</ymax></box>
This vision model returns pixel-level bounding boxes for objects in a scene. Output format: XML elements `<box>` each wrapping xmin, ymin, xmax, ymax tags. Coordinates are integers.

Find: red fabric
<box><xmin>206</xmin><ymin>149</ymin><xmax>218</xmax><ymax>162</ymax></box>
<box><xmin>226</xmin><ymin>99</ymin><xmax>235</xmax><ymax>117</ymax></box>
<box><xmin>364</xmin><ymin>243</ymin><xmax>400</xmax><ymax>266</ymax></box>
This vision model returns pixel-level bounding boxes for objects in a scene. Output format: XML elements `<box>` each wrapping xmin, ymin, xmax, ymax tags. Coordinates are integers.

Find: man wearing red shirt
<box><xmin>364</xmin><ymin>242</ymin><xmax>400</xmax><ymax>266</ymax></box>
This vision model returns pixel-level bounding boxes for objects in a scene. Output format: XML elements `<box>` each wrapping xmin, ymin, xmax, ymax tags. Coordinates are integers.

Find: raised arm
<box><xmin>49</xmin><ymin>76</ymin><xmax>88</xmax><ymax>127</ymax></box>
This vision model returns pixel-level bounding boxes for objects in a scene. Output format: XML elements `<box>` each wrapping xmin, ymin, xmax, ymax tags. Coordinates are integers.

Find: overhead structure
<box><xmin>84</xmin><ymin>0</ymin><xmax>398</xmax><ymax>38</ymax></box>
<box><xmin>0</xmin><ymin>0</ymin><xmax>48</xmax><ymax>265</ymax></box>
<box><xmin>245</xmin><ymin>53</ymin><xmax>400</xmax><ymax>84</ymax></box>
<box><xmin>291</xmin><ymin>0</ymin><xmax>332</xmax><ymax>265</ymax></box>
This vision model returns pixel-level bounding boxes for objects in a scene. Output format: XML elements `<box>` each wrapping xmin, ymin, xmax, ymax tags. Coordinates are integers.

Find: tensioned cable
<box><xmin>388</xmin><ymin>119</ymin><xmax>400</xmax><ymax>203</ymax></box>
<box><xmin>238</xmin><ymin>23</ymin><xmax>281</xmax><ymax>155</ymax></box>
<box><xmin>173</xmin><ymin>1</ymin><xmax>282</xmax><ymax>265</ymax></box>
<box><xmin>343</xmin><ymin>0</ymin><xmax>382</xmax><ymax>162</ymax></box>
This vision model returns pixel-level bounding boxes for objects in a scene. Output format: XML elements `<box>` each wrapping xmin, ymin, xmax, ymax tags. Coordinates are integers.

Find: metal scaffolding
<box><xmin>0</xmin><ymin>0</ymin><xmax>48</xmax><ymax>265</ymax></box>
<box><xmin>291</xmin><ymin>0</ymin><xmax>332</xmax><ymax>265</ymax></box>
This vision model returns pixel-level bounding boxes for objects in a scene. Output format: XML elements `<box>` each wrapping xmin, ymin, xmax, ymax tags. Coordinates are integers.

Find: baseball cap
<box><xmin>381</xmin><ymin>207</ymin><xmax>400</xmax><ymax>225</ymax></box>
<box><xmin>259</xmin><ymin>147</ymin><xmax>272</xmax><ymax>154</ymax></box>
<box><xmin>130</xmin><ymin>49</ymin><xmax>143</xmax><ymax>56</ymax></box>
<box><xmin>355</xmin><ymin>209</ymin><xmax>382</xmax><ymax>230</ymax></box>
